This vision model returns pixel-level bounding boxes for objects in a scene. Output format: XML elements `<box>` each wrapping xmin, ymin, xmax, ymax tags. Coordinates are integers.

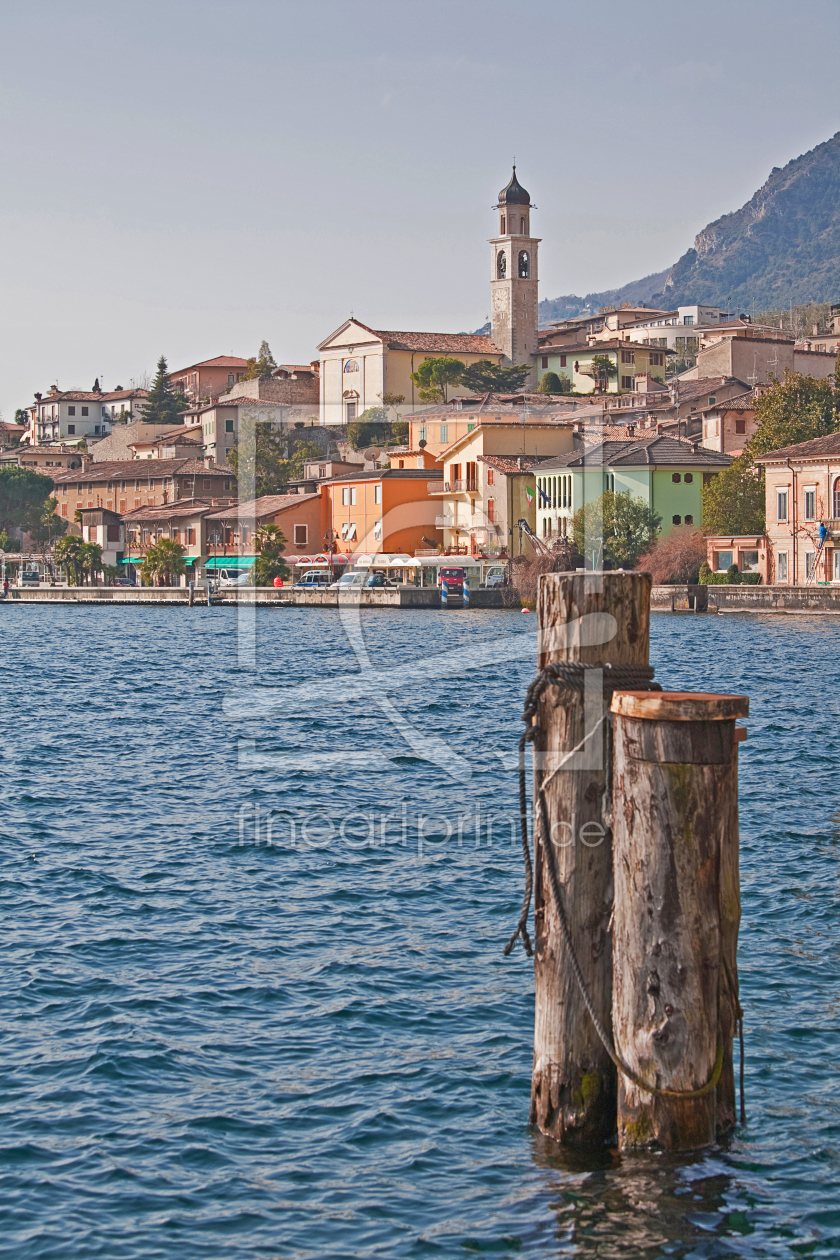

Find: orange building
<box><xmin>323</xmin><ymin>468</ymin><xmax>442</xmax><ymax>555</ymax></box>
<box><xmin>168</xmin><ymin>356</ymin><xmax>249</xmax><ymax>404</ymax></box>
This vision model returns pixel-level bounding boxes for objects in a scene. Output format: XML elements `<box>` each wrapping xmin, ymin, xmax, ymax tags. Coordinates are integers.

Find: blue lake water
<box><xmin>2</xmin><ymin>604</ymin><xmax>839</xmax><ymax>1258</ymax></box>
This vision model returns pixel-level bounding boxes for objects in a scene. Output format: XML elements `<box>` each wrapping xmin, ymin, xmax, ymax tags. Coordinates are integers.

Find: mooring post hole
<box><xmin>507</xmin><ymin>570</ymin><xmax>747</xmax><ymax>1153</ymax></box>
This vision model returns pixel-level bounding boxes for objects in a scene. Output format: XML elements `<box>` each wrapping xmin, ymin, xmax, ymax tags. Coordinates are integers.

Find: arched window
<box><xmin>344</xmin><ymin>360</ymin><xmax>359</xmax><ymax>373</ymax></box>
<box><xmin>497</xmin><ymin>250</ymin><xmax>506</xmax><ymax>279</ymax></box>
<box><xmin>518</xmin><ymin>250</ymin><xmax>530</xmax><ymax>278</ymax></box>
<box><xmin>834</xmin><ymin>477</ymin><xmax>840</xmax><ymax>519</ymax></box>
<box><xmin>500</xmin><ymin>215</ymin><xmax>506</xmax><ymax>234</ymax></box>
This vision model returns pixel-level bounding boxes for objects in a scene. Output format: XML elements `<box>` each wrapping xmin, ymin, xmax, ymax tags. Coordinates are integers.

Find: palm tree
<box><xmin>54</xmin><ymin>534</ymin><xmax>84</xmax><ymax>586</ymax></box>
<box><xmin>77</xmin><ymin>541</ymin><xmax>103</xmax><ymax>586</ymax></box>
<box><xmin>253</xmin><ymin>523</ymin><xmax>289</xmax><ymax>586</ymax></box>
<box><xmin>140</xmin><ymin>538</ymin><xmax>187</xmax><ymax>587</ymax></box>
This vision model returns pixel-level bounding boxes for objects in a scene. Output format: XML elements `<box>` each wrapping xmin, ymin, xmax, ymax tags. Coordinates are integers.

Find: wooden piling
<box><xmin>610</xmin><ymin>691</ymin><xmax>748</xmax><ymax>1151</ymax></box>
<box><xmin>531</xmin><ymin>571</ymin><xmax>652</xmax><ymax>1145</ymax></box>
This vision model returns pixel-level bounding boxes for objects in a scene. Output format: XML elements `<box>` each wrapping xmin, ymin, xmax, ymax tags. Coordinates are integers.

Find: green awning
<box><xmin>119</xmin><ymin>556</ymin><xmax>200</xmax><ymax>565</ymax></box>
<box><xmin>202</xmin><ymin>556</ymin><xmax>257</xmax><ymax>570</ymax></box>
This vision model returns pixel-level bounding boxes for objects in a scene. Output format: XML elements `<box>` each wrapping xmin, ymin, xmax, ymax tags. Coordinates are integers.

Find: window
<box><xmin>804</xmin><ymin>489</ymin><xmax>816</xmax><ymax>521</ymax></box>
<box><xmin>741</xmin><ymin>550</ymin><xmax>759</xmax><ymax>572</ymax></box>
<box><xmin>684</xmin><ymin>514</ymin><xmax>694</xmax><ymax>525</ymax></box>
<box><xmin>225</xmin><ymin>419</ymin><xmax>234</xmax><ymax>432</ymax></box>
<box><xmin>621</xmin><ymin>376</ymin><xmax>633</xmax><ymax>390</ymax></box>
<box><xmin>684</xmin><ymin>473</ymin><xmax>693</xmax><ymax>484</ymax></box>
<box><xmin>520</xmin><ymin>216</ymin><xmax>525</xmax><ymax>233</ymax></box>
<box><xmin>542</xmin><ymin>517</ymin><xmax>548</xmax><ymax>537</ymax></box>
<box><xmin>119</xmin><ymin>499</ymin><xmax>126</xmax><ymax>512</ymax></box>
<box><xmin>487</xmin><ymin>498</ymin><xmax>495</xmax><ymax>523</ymax></box>
<box><xmin>672</xmin><ymin>515</ymin><xmax>682</xmax><ymax>525</ymax></box>
<box><xmin>170</xmin><ymin>529</ymin><xmax>180</xmax><ymax>543</ymax></box>
<box><xmin>518</xmin><ymin>250</ymin><xmax>529</xmax><ymax>278</ymax></box>
<box><xmin>487</xmin><ymin>468</ymin><xmax>494</xmax><ymax>486</ymax></box>
<box><xmin>467</xmin><ymin>422</ymin><xmax>475</xmax><ymax>432</ymax></box>
<box><xmin>708</xmin><ymin>396</ymin><xmax>716</xmax><ymax>405</ymax></box>
<box><xmin>672</xmin><ymin>473</ymin><xmax>681</xmax><ymax>483</ymax></box>
<box><xmin>373</xmin><ymin>520</ymin><xmax>382</xmax><ymax>541</ymax></box>
<box><xmin>186</xmin><ymin>528</ymin><xmax>196</xmax><ymax>545</ymax></box>
<box><xmin>374</xmin><ymin>485</ymin><xmax>382</xmax><ymax>504</ymax></box>
<box><xmin>605</xmin><ymin>472</ymin><xmax>615</xmax><ymax>492</ymax></box>
<box><xmin>294</xmin><ymin>524</ymin><xmax>308</xmax><ymax>545</ymax></box>
<box><xmin>81</xmin><ymin>406</ymin><xmax>89</xmax><ymax>416</ymax></box>
<box><xmin>346</xmin><ymin>402</ymin><xmax>356</xmax><ymax>423</ymax></box>
<box><xmin>61</xmin><ymin>503</ymin><xmax>67</xmax><ymax>517</ymax></box>
<box><xmin>440</xmin><ymin>424</ymin><xmax>448</xmax><ymax>443</ymax></box>
<box><xmin>778</xmin><ymin>551</ymin><xmax>788</xmax><ymax>582</ymax></box>
<box><xmin>560</xmin><ymin>354</ymin><xmax>567</xmax><ymax>368</ymax></box>
<box><xmin>203</xmin><ymin>478</ymin><xmax>212</xmax><ymax>489</ymax></box>
<box><xmin>735</xmin><ymin>419</ymin><xmax>746</xmax><ymax>435</ymax></box>
<box><xmin>342</xmin><ymin>486</ymin><xmax>357</xmax><ymax>506</ymax></box>
<box><xmin>398</xmin><ymin>460</ymin><xmax>404</xmax><ymax>468</ymax></box>
<box><xmin>500</xmin><ymin>215</ymin><xmax>505</xmax><ymax>234</ymax></box>
<box><xmin>621</xmin><ymin>350</ymin><xmax>635</xmax><ymax>364</ymax></box>
<box><xmin>834</xmin><ymin>550</ymin><xmax>840</xmax><ymax>582</ymax></box>
<box><xmin>541</xmin><ymin>356</ymin><xmax>548</xmax><ymax>369</ymax></box>
<box><xmin>806</xmin><ymin>551</ymin><xmax>816</xmax><ymax>579</ymax></box>
<box><xmin>340</xmin><ymin>522</ymin><xmax>357</xmax><ymax>541</ymax></box>
<box><xmin>716</xmin><ymin>551</ymin><xmax>733</xmax><ymax>572</ymax></box>
<box><xmin>419</xmin><ymin>425</ymin><xmax>426</xmax><ymax>441</ymax></box>
<box><xmin>834</xmin><ymin>480</ymin><xmax>840</xmax><ymax>518</ymax></box>
<box><xmin>344</xmin><ymin>360</ymin><xmax>359</xmax><ymax>373</ymax></box>
<box><xmin>497</xmin><ymin>250</ymin><xmax>506</xmax><ymax>279</ymax></box>
<box><xmin>683</xmin><ymin>315</ymin><xmax>694</xmax><ymax>325</ymax></box>
<box><xmin>67</xmin><ymin>424</ymin><xmax>75</xmax><ymax>435</ymax></box>
<box><xmin>68</xmin><ymin>406</ymin><xmax>76</xmax><ymax>416</ymax></box>
<box><xmin>227</xmin><ymin>374</ymin><xmax>234</xmax><ymax>385</ymax></box>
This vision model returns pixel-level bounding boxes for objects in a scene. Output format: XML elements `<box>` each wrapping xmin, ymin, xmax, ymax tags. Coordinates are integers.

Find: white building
<box><xmin>28</xmin><ymin>384</ymin><xmax>149</xmax><ymax>445</ymax></box>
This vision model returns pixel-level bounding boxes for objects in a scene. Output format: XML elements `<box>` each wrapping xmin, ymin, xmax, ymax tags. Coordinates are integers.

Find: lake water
<box><xmin>2</xmin><ymin>604</ymin><xmax>839</xmax><ymax>1258</ymax></box>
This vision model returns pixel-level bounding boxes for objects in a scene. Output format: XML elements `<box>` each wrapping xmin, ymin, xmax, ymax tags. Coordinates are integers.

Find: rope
<box><xmin>506</xmin><ymin>659</ymin><xmax>727</xmax><ymax>1103</ymax></box>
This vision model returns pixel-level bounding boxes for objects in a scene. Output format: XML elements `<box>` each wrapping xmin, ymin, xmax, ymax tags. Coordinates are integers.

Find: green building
<box><xmin>533</xmin><ymin>435</ymin><xmax>731</xmax><ymax>543</ymax></box>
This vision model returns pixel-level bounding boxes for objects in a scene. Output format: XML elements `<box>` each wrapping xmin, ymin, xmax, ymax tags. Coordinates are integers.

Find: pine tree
<box><xmin>144</xmin><ymin>356</ymin><xmax>189</xmax><ymax>426</ymax></box>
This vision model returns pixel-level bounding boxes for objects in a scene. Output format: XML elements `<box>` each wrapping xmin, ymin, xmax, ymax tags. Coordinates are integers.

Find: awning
<box><xmin>202</xmin><ymin>556</ymin><xmax>256</xmax><ymax>570</ymax></box>
<box><xmin>119</xmin><ymin>556</ymin><xmax>199</xmax><ymax>565</ymax></box>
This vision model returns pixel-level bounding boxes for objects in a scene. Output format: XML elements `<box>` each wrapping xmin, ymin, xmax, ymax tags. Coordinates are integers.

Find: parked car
<box><xmin>116</xmin><ymin>576</ymin><xmax>136</xmax><ymax>587</ymax></box>
<box><xmin>217</xmin><ymin>568</ymin><xmax>253</xmax><ymax>588</ymax></box>
<box><xmin>294</xmin><ymin>569</ymin><xmax>333</xmax><ymax>589</ymax></box>
<box><xmin>485</xmin><ymin>566</ymin><xmax>506</xmax><ymax>588</ymax></box>
<box><xmin>328</xmin><ymin>571</ymin><xmax>366</xmax><ymax>590</ymax></box>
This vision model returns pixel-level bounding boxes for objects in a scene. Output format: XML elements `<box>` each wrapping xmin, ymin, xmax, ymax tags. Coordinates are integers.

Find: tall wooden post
<box><xmin>610</xmin><ymin>691</ymin><xmax>748</xmax><ymax>1151</ymax></box>
<box><xmin>531</xmin><ymin>571</ymin><xmax>651</xmax><ymax>1145</ymax></box>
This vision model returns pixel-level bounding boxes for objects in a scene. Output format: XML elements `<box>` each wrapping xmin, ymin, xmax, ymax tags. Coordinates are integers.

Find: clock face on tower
<box><xmin>493</xmin><ymin>288</ymin><xmax>508</xmax><ymax>312</ymax></box>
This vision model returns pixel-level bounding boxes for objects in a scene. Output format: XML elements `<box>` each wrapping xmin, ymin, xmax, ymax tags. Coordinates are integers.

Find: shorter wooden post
<box><xmin>610</xmin><ymin>690</ymin><xmax>748</xmax><ymax>1152</ymax></box>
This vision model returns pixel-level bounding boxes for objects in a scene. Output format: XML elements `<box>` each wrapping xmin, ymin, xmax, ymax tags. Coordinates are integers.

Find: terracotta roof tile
<box><xmin>54</xmin><ymin>458</ymin><xmax>234</xmax><ymax>485</ymax></box>
<box><xmin>204</xmin><ymin>493</ymin><xmax>321</xmax><ymax>519</ymax></box>
<box><xmin>373</xmin><ymin>329</ymin><xmax>499</xmax><ymax>354</ymax></box>
<box><xmin>755</xmin><ymin>433</ymin><xmax>840</xmax><ymax>461</ymax></box>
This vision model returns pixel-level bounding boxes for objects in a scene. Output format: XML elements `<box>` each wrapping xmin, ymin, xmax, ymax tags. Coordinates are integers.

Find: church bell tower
<box><xmin>490</xmin><ymin>167</ymin><xmax>539</xmax><ymax>387</ymax></box>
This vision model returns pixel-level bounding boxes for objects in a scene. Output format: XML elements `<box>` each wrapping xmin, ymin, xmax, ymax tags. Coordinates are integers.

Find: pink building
<box><xmin>755</xmin><ymin>434</ymin><xmax>840</xmax><ymax>584</ymax></box>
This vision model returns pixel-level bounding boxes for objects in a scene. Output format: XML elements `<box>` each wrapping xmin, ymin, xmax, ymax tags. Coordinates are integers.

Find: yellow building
<box><xmin>317</xmin><ymin>319</ymin><xmax>503</xmax><ymax>426</ymax></box>
<box><xmin>432</xmin><ymin>418</ymin><xmax>578</xmax><ymax>555</ymax></box>
<box><xmin>535</xmin><ymin>338</ymin><xmax>670</xmax><ymax>394</ymax></box>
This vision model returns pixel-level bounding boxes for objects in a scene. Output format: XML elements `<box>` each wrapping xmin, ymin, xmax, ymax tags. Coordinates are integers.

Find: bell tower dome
<box><xmin>490</xmin><ymin>167</ymin><xmax>540</xmax><ymax>387</ymax></box>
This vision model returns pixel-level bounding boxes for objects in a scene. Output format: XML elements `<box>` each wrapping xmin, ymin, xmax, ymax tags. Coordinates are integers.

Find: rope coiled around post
<box><xmin>505</xmin><ymin>660</ymin><xmax>729</xmax><ymax>1104</ymax></box>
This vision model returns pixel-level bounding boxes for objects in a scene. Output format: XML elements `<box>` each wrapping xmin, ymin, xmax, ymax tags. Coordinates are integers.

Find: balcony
<box><xmin>427</xmin><ymin>481</ymin><xmax>450</xmax><ymax>494</ymax></box>
<box><xmin>435</xmin><ymin>515</ymin><xmax>456</xmax><ymax>529</ymax></box>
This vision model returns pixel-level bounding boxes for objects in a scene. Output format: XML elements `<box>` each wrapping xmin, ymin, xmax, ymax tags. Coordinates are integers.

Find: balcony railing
<box><xmin>427</xmin><ymin>480</ymin><xmax>450</xmax><ymax>494</ymax></box>
<box><xmin>434</xmin><ymin>515</ymin><xmax>456</xmax><ymax>528</ymax></box>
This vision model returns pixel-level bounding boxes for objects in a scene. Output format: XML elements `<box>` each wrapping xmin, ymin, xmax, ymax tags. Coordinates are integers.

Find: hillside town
<box><xmin>3</xmin><ymin>167</ymin><xmax>840</xmax><ymax>593</ymax></box>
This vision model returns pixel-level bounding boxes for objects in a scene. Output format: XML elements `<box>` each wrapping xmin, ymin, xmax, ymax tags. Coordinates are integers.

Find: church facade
<box><xmin>317</xmin><ymin>169</ymin><xmax>540</xmax><ymax>425</ymax></box>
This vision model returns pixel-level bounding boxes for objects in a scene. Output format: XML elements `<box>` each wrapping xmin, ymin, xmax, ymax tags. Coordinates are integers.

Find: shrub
<box><xmin>726</xmin><ymin>563</ymin><xmax>740</xmax><ymax>584</ymax></box>
<box><xmin>635</xmin><ymin>526</ymin><xmax>707</xmax><ymax>585</ymax></box>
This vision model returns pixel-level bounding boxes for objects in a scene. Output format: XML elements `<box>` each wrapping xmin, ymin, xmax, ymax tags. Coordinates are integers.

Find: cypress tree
<box><xmin>144</xmin><ymin>356</ymin><xmax>189</xmax><ymax>426</ymax></box>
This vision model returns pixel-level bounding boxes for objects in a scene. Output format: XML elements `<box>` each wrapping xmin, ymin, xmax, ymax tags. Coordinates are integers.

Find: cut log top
<box><xmin>610</xmin><ymin>691</ymin><xmax>749</xmax><ymax>722</ymax></box>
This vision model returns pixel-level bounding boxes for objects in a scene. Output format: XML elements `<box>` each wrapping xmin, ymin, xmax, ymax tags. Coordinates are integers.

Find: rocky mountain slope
<box><xmin>539</xmin><ymin>132</ymin><xmax>840</xmax><ymax>322</ymax></box>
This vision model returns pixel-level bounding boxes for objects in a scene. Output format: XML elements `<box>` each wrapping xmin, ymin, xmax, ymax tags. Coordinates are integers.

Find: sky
<box><xmin>1</xmin><ymin>0</ymin><xmax>838</xmax><ymax>418</ymax></box>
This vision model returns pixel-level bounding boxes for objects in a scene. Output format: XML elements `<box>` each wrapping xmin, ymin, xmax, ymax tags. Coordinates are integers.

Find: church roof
<box><xmin>498</xmin><ymin>166</ymin><xmax>530</xmax><ymax>206</ymax></box>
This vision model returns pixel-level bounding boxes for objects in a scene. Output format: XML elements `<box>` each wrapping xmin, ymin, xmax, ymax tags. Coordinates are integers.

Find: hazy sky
<box><xmin>2</xmin><ymin>0</ymin><xmax>838</xmax><ymax>417</ymax></box>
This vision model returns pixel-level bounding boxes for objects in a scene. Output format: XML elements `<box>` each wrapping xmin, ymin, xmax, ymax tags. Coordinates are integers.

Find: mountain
<box><xmin>538</xmin><ymin>270</ymin><xmax>669</xmax><ymax>325</ymax></box>
<box><xmin>539</xmin><ymin>131</ymin><xmax>840</xmax><ymax>322</ymax></box>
